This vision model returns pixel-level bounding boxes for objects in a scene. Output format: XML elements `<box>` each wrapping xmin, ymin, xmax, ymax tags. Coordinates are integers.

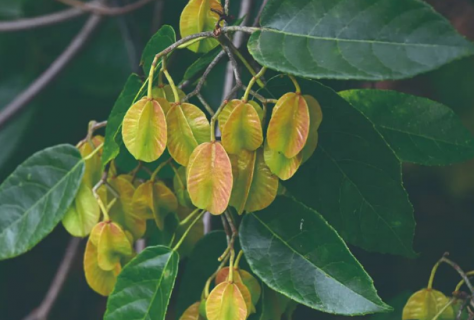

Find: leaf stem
<box><xmin>82</xmin><ymin>142</ymin><xmax>103</xmax><ymax>161</ymax></box>
<box><xmin>234</xmin><ymin>250</ymin><xmax>244</xmax><ymax>268</ymax></box>
<box><xmin>226</xmin><ymin>39</ymin><xmax>265</xmax><ymax>88</ymax></box>
<box><xmin>455</xmin><ymin>271</ymin><xmax>474</xmax><ymax>292</ymax></box>
<box><xmin>203</xmin><ymin>254</ymin><xmax>230</xmax><ymax>298</ymax></box>
<box><xmin>172</xmin><ymin>210</ymin><xmax>205</xmax><ymax>251</ymax></box>
<box><xmin>432</xmin><ymin>299</ymin><xmax>455</xmax><ymax>320</ymax></box>
<box><xmin>179</xmin><ymin>208</ymin><xmax>201</xmax><ymax>226</ymax></box>
<box><xmin>151</xmin><ymin>158</ymin><xmax>172</xmax><ymax>181</ymax></box>
<box><xmin>288</xmin><ymin>75</ymin><xmax>301</xmax><ymax>93</ymax></box>
<box><xmin>161</xmin><ymin>56</ymin><xmax>180</xmax><ymax>103</ymax></box>
<box><xmin>428</xmin><ymin>260</ymin><xmax>442</xmax><ymax>289</ymax></box>
<box><xmin>242</xmin><ymin>67</ymin><xmax>267</xmax><ymax>102</ymax></box>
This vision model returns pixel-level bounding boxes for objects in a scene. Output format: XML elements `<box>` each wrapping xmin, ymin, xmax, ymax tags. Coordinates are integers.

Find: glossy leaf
<box><xmin>167</xmin><ymin>103</ymin><xmax>211</xmax><ymax>166</ymax></box>
<box><xmin>122</xmin><ymin>97</ymin><xmax>168</xmax><ymax>162</ymax></box>
<box><xmin>180</xmin><ymin>302</ymin><xmax>205</xmax><ymax>320</ymax></box>
<box><xmin>102</xmin><ymin>74</ymin><xmax>143</xmax><ymax>168</ymax></box>
<box><xmin>264</xmin><ymin>140</ymin><xmax>302</xmax><ymax>181</ymax></box>
<box><xmin>176</xmin><ymin>231</ymin><xmax>228</xmax><ymax>318</ymax></box>
<box><xmin>340</xmin><ymin>89</ymin><xmax>474</xmax><ymax>165</ymax></box>
<box><xmin>267</xmin><ymin>93</ymin><xmax>310</xmax><ymax>158</ymax></box>
<box><xmin>249</xmin><ymin>0</ymin><xmax>474</xmax><ymax>80</ymax></box>
<box><xmin>206</xmin><ymin>282</ymin><xmax>248</xmax><ymax>320</ymax></box>
<box><xmin>187</xmin><ymin>142</ymin><xmax>233</xmax><ymax>215</ymax></box>
<box><xmin>141</xmin><ymin>25</ymin><xmax>176</xmax><ymax>73</ymax></box>
<box><xmin>152</xmin><ymin>85</ymin><xmax>186</xmax><ymax>105</ymax></box>
<box><xmin>257</xmin><ymin>284</ymin><xmax>295</xmax><ymax>320</ymax></box>
<box><xmin>402</xmin><ymin>289</ymin><xmax>454</xmax><ymax>320</ymax></box>
<box><xmin>240</xmin><ymin>196</ymin><xmax>391</xmax><ymax>315</ymax></box>
<box><xmin>84</xmin><ymin>238</ymin><xmax>121</xmax><ymax>296</ymax></box>
<box><xmin>301</xmin><ymin>95</ymin><xmax>323</xmax><ymax>163</ymax></box>
<box><xmin>222</xmin><ymin>102</ymin><xmax>264</xmax><ymax>154</ymax></box>
<box><xmin>0</xmin><ymin>145</ymin><xmax>84</xmax><ymax>260</ymax></box>
<box><xmin>104</xmin><ymin>246</ymin><xmax>179</xmax><ymax>320</ymax></box>
<box><xmin>283</xmin><ymin>80</ymin><xmax>416</xmax><ymax>256</ymax></box>
<box><xmin>180</xmin><ymin>0</ymin><xmax>222</xmax><ymax>53</ymax></box>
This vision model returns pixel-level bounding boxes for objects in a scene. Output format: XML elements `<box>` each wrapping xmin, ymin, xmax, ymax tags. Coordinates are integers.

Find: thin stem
<box><xmin>439</xmin><ymin>255</ymin><xmax>474</xmax><ymax>294</ymax></box>
<box><xmin>289</xmin><ymin>75</ymin><xmax>301</xmax><ymax>93</ymax></box>
<box><xmin>151</xmin><ymin>158</ymin><xmax>172</xmax><ymax>181</ymax></box>
<box><xmin>428</xmin><ymin>260</ymin><xmax>442</xmax><ymax>289</ymax></box>
<box><xmin>242</xmin><ymin>67</ymin><xmax>267</xmax><ymax>102</ymax></box>
<box><xmin>204</xmin><ymin>254</ymin><xmax>230</xmax><ymax>298</ymax></box>
<box><xmin>197</xmin><ymin>94</ymin><xmax>215</xmax><ymax>116</ymax></box>
<box><xmin>223</xmin><ymin>26</ymin><xmax>259</xmax><ymax>34</ymax></box>
<box><xmin>56</xmin><ymin>0</ymin><xmax>155</xmax><ymax>16</ymax></box>
<box><xmin>234</xmin><ymin>250</ymin><xmax>244</xmax><ymax>268</ymax></box>
<box><xmin>456</xmin><ymin>271</ymin><xmax>474</xmax><ymax>292</ymax></box>
<box><xmin>224</xmin><ymin>0</ymin><xmax>230</xmax><ymax>15</ymax></box>
<box><xmin>82</xmin><ymin>143</ymin><xmax>104</xmax><ymax>161</ymax></box>
<box><xmin>432</xmin><ymin>299</ymin><xmax>455</xmax><ymax>320</ymax></box>
<box><xmin>147</xmin><ymin>59</ymin><xmax>156</xmax><ymax>98</ymax></box>
<box><xmin>229</xmin><ymin>249</ymin><xmax>236</xmax><ymax>282</ymax></box>
<box><xmin>162</xmin><ymin>56</ymin><xmax>180</xmax><ymax>103</ymax></box>
<box><xmin>253</xmin><ymin>0</ymin><xmax>268</xmax><ymax>27</ymax></box>
<box><xmin>173</xmin><ymin>210</ymin><xmax>205</xmax><ymax>251</ymax></box>
<box><xmin>225</xmin><ymin>37</ymin><xmax>265</xmax><ymax>88</ymax></box>
<box><xmin>179</xmin><ymin>208</ymin><xmax>201</xmax><ymax>226</ymax></box>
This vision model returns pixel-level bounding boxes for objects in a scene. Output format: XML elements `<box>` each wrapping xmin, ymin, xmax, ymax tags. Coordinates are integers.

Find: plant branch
<box><xmin>23</xmin><ymin>237</ymin><xmax>81</xmax><ymax>320</ymax></box>
<box><xmin>0</xmin><ymin>10</ymin><xmax>104</xmax><ymax>131</ymax></box>
<box><xmin>56</xmin><ymin>0</ymin><xmax>155</xmax><ymax>16</ymax></box>
<box><xmin>253</xmin><ymin>0</ymin><xmax>268</xmax><ymax>27</ymax></box>
<box><xmin>0</xmin><ymin>8</ymin><xmax>85</xmax><ymax>32</ymax></box>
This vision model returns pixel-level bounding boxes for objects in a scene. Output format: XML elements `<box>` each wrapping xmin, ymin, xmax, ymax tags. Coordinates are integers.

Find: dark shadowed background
<box><xmin>0</xmin><ymin>0</ymin><xmax>474</xmax><ymax>319</ymax></box>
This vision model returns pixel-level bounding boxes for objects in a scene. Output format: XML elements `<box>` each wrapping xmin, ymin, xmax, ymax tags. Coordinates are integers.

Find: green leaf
<box><xmin>240</xmin><ymin>196</ymin><xmax>391</xmax><ymax>315</ymax></box>
<box><xmin>249</xmin><ymin>0</ymin><xmax>474</xmax><ymax>81</ymax></box>
<box><xmin>339</xmin><ymin>89</ymin><xmax>474</xmax><ymax>165</ymax></box>
<box><xmin>182</xmin><ymin>47</ymin><xmax>222</xmax><ymax>82</ymax></box>
<box><xmin>104</xmin><ymin>245</ymin><xmax>179</xmax><ymax>320</ymax></box>
<box><xmin>0</xmin><ymin>144</ymin><xmax>84</xmax><ymax>260</ymax></box>
<box><xmin>279</xmin><ymin>80</ymin><xmax>415</xmax><ymax>256</ymax></box>
<box><xmin>141</xmin><ymin>25</ymin><xmax>176</xmax><ymax>74</ymax></box>
<box><xmin>176</xmin><ymin>231</ymin><xmax>228</xmax><ymax>318</ymax></box>
<box><xmin>102</xmin><ymin>74</ymin><xmax>143</xmax><ymax>168</ymax></box>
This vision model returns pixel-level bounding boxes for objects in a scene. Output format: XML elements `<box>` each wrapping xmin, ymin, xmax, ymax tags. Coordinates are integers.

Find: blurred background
<box><xmin>0</xmin><ymin>0</ymin><xmax>474</xmax><ymax>319</ymax></box>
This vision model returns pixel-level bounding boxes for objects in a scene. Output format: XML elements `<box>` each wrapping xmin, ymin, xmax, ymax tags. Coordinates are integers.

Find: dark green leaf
<box><xmin>340</xmin><ymin>89</ymin><xmax>474</xmax><ymax>165</ymax></box>
<box><xmin>240</xmin><ymin>196</ymin><xmax>391</xmax><ymax>315</ymax></box>
<box><xmin>141</xmin><ymin>25</ymin><xmax>176</xmax><ymax>74</ymax></box>
<box><xmin>281</xmin><ymin>80</ymin><xmax>415</xmax><ymax>256</ymax></box>
<box><xmin>182</xmin><ymin>47</ymin><xmax>222</xmax><ymax>82</ymax></box>
<box><xmin>176</xmin><ymin>231</ymin><xmax>228</xmax><ymax>318</ymax></box>
<box><xmin>0</xmin><ymin>144</ymin><xmax>84</xmax><ymax>260</ymax></box>
<box><xmin>104</xmin><ymin>246</ymin><xmax>179</xmax><ymax>320</ymax></box>
<box><xmin>102</xmin><ymin>74</ymin><xmax>143</xmax><ymax>168</ymax></box>
<box><xmin>249</xmin><ymin>0</ymin><xmax>474</xmax><ymax>80</ymax></box>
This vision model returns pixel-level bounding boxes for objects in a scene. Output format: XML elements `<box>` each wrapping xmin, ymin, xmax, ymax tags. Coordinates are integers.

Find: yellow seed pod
<box><xmin>167</xmin><ymin>103</ymin><xmax>211</xmax><ymax>166</ymax></box>
<box><xmin>402</xmin><ymin>289</ymin><xmax>454</xmax><ymax>320</ymax></box>
<box><xmin>206</xmin><ymin>282</ymin><xmax>248</xmax><ymax>320</ymax></box>
<box><xmin>263</xmin><ymin>140</ymin><xmax>302</xmax><ymax>181</ymax></box>
<box><xmin>152</xmin><ymin>85</ymin><xmax>186</xmax><ymax>105</ymax></box>
<box><xmin>222</xmin><ymin>101</ymin><xmax>263</xmax><ymax>154</ymax></box>
<box><xmin>301</xmin><ymin>95</ymin><xmax>323</xmax><ymax>163</ymax></box>
<box><xmin>180</xmin><ymin>0</ymin><xmax>223</xmax><ymax>53</ymax></box>
<box><xmin>84</xmin><ymin>237</ymin><xmax>121</xmax><ymax>296</ymax></box>
<box><xmin>187</xmin><ymin>142</ymin><xmax>233</xmax><ymax>215</ymax></box>
<box><xmin>122</xmin><ymin>97</ymin><xmax>168</xmax><ymax>163</ymax></box>
<box><xmin>215</xmin><ymin>267</ymin><xmax>261</xmax><ymax>309</ymax></box>
<box><xmin>267</xmin><ymin>92</ymin><xmax>310</xmax><ymax>158</ymax></box>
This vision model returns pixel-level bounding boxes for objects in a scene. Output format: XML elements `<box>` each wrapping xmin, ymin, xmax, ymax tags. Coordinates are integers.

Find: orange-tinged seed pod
<box><xmin>267</xmin><ymin>92</ymin><xmax>310</xmax><ymax>158</ymax></box>
<box><xmin>84</xmin><ymin>238</ymin><xmax>121</xmax><ymax>296</ymax></box>
<box><xmin>187</xmin><ymin>142</ymin><xmax>233</xmax><ymax>215</ymax></box>
<box><xmin>215</xmin><ymin>267</ymin><xmax>261</xmax><ymax>309</ymax></box>
<box><xmin>206</xmin><ymin>282</ymin><xmax>247</xmax><ymax>320</ymax></box>
<box><xmin>402</xmin><ymin>289</ymin><xmax>454</xmax><ymax>320</ymax></box>
<box><xmin>264</xmin><ymin>140</ymin><xmax>302</xmax><ymax>181</ymax></box>
<box><xmin>167</xmin><ymin>103</ymin><xmax>210</xmax><ymax>166</ymax></box>
<box><xmin>301</xmin><ymin>95</ymin><xmax>323</xmax><ymax>163</ymax></box>
<box><xmin>180</xmin><ymin>302</ymin><xmax>205</xmax><ymax>320</ymax></box>
<box><xmin>122</xmin><ymin>97</ymin><xmax>168</xmax><ymax>163</ymax></box>
<box><xmin>222</xmin><ymin>102</ymin><xmax>263</xmax><ymax>154</ymax></box>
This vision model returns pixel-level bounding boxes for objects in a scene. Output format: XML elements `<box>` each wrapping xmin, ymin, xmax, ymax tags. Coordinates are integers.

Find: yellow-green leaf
<box><xmin>206</xmin><ymin>282</ymin><xmax>247</xmax><ymax>320</ymax></box>
<box><xmin>180</xmin><ymin>0</ymin><xmax>223</xmax><ymax>53</ymax></box>
<box><xmin>267</xmin><ymin>92</ymin><xmax>310</xmax><ymax>158</ymax></box>
<box><xmin>62</xmin><ymin>184</ymin><xmax>100</xmax><ymax>237</ymax></box>
<box><xmin>84</xmin><ymin>238</ymin><xmax>121</xmax><ymax>296</ymax></box>
<box><xmin>301</xmin><ymin>95</ymin><xmax>323</xmax><ymax>163</ymax></box>
<box><xmin>122</xmin><ymin>97</ymin><xmax>167</xmax><ymax>162</ymax></box>
<box><xmin>187</xmin><ymin>142</ymin><xmax>233</xmax><ymax>215</ymax></box>
<box><xmin>167</xmin><ymin>103</ymin><xmax>211</xmax><ymax>166</ymax></box>
<box><xmin>79</xmin><ymin>135</ymin><xmax>104</xmax><ymax>186</ymax></box>
<box><xmin>94</xmin><ymin>221</ymin><xmax>133</xmax><ymax>271</ymax></box>
<box><xmin>222</xmin><ymin>102</ymin><xmax>263</xmax><ymax>154</ymax></box>
<box><xmin>218</xmin><ymin>100</ymin><xmax>263</xmax><ymax>133</ymax></box>
<box><xmin>403</xmin><ymin>289</ymin><xmax>454</xmax><ymax>320</ymax></box>
<box><xmin>263</xmin><ymin>140</ymin><xmax>302</xmax><ymax>180</ymax></box>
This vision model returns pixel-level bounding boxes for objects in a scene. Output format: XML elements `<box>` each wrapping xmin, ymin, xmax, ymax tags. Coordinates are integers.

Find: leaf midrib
<box><xmin>259</xmin><ymin>27</ymin><xmax>473</xmax><ymax>49</ymax></box>
<box><xmin>250</xmin><ymin>213</ymin><xmax>386</xmax><ymax>310</ymax></box>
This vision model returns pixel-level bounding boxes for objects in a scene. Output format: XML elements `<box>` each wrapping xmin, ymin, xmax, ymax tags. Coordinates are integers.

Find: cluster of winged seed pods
<box><xmin>181</xmin><ymin>267</ymin><xmax>261</xmax><ymax>320</ymax></box>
